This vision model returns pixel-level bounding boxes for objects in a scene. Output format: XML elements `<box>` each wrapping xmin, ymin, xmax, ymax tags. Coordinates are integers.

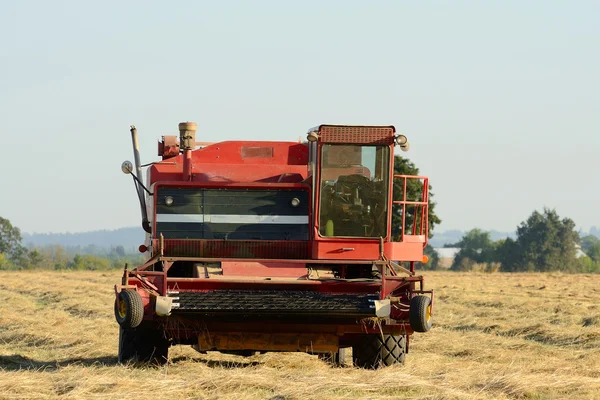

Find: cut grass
<box><xmin>1</xmin><ymin>271</ymin><xmax>599</xmax><ymax>399</ymax></box>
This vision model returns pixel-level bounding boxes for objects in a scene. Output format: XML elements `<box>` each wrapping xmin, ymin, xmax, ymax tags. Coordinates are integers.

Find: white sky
<box><xmin>1</xmin><ymin>1</ymin><xmax>598</xmax><ymax>234</ymax></box>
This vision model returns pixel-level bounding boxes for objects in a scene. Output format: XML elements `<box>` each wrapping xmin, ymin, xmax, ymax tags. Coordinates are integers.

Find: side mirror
<box><xmin>121</xmin><ymin>160</ymin><xmax>134</xmax><ymax>174</ymax></box>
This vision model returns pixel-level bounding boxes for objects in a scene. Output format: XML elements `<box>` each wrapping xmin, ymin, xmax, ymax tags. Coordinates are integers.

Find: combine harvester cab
<box><xmin>115</xmin><ymin>122</ymin><xmax>433</xmax><ymax>368</ymax></box>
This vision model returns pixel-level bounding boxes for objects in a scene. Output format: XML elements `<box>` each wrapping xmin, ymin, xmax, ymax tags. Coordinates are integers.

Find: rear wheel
<box><xmin>118</xmin><ymin>325</ymin><xmax>169</xmax><ymax>365</ymax></box>
<box><xmin>352</xmin><ymin>334</ymin><xmax>406</xmax><ymax>368</ymax></box>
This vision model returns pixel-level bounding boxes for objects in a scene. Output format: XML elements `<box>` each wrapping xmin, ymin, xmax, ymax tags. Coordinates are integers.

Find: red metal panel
<box><xmin>150</xmin><ymin>141</ymin><xmax>309</xmax><ymax>184</ymax></box>
<box><xmin>319</xmin><ymin>125</ymin><xmax>395</xmax><ymax>145</ymax></box>
<box><xmin>384</xmin><ymin>242</ymin><xmax>423</xmax><ymax>262</ymax></box>
<box><xmin>312</xmin><ymin>239</ymin><xmax>381</xmax><ymax>260</ymax></box>
<box><xmin>221</xmin><ymin>261</ymin><xmax>308</xmax><ymax>278</ymax></box>
<box><xmin>197</xmin><ymin>141</ymin><xmax>308</xmax><ymax>165</ymax></box>
<box><xmin>150</xmin><ymin>163</ymin><xmax>309</xmax><ymax>184</ymax></box>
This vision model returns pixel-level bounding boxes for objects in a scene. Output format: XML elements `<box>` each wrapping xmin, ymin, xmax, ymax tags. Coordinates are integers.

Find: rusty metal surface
<box><xmin>197</xmin><ymin>331</ymin><xmax>339</xmax><ymax>352</ymax></box>
<box><xmin>318</xmin><ymin>125</ymin><xmax>395</xmax><ymax>145</ymax></box>
<box><xmin>158</xmin><ymin>135</ymin><xmax>179</xmax><ymax>159</ymax></box>
<box><xmin>155</xmin><ymin>238</ymin><xmax>310</xmax><ymax>259</ymax></box>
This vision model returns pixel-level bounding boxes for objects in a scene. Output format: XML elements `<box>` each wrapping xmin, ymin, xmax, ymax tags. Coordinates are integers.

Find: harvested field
<box><xmin>1</xmin><ymin>271</ymin><xmax>600</xmax><ymax>399</ymax></box>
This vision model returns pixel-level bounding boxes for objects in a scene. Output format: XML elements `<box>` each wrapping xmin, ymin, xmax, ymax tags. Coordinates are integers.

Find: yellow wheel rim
<box><xmin>118</xmin><ymin>298</ymin><xmax>128</xmax><ymax>319</ymax></box>
<box><xmin>425</xmin><ymin>305</ymin><xmax>431</xmax><ymax>323</ymax></box>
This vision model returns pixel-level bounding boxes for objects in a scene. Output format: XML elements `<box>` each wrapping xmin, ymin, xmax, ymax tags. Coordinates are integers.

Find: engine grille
<box><xmin>155</xmin><ymin>239</ymin><xmax>309</xmax><ymax>259</ymax></box>
<box><xmin>169</xmin><ymin>290</ymin><xmax>378</xmax><ymax>317</ymax></box>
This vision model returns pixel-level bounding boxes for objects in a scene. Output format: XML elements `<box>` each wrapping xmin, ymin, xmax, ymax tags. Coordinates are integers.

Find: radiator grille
<box><xmin>155</xmin><ymin>239</ymin><xmax>309</xmax><ymax>259</ymax></box>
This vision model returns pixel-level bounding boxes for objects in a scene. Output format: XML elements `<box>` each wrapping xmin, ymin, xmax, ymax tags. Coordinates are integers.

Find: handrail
<box><xmin>392</xmin><ymin>174</ymin><xmax>429</xmax><ymax>247</ymax></box>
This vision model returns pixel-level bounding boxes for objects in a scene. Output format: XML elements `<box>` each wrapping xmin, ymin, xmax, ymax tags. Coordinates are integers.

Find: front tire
<box><xmin>115</xmin><ymin>290</ymin><xmax>144</xmax><ymax>329</ymax></box>
<box><xmin>410</xmin><ymin>295</ymin><xmax>433</xmax><ymax>333</ymax></box>
<box><xmin>352</xmin><ymin>334</ymin><xmax>406</xmax><ymax>368</ymax></box>
<box><xmin>118</xmin><ymin>325</ymin><xmax>169</xmax><ymax>365</ymax></box>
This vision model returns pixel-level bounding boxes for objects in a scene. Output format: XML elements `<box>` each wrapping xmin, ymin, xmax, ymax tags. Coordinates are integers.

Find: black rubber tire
<box><xmin>114</xmin><ymin>290</ymin><xmax>144</xmax><ymax>329</ymax></box>
<box><xmin>118</xmin><ymin>325</ymin><xmax>170</xmax><ymax>365</ymax></box>
<box><xmin>410</xmin><ymin>295</ymin><xmax>433</xmax><ymax>333</ymax></box>
<box><xmin>352</xmin><ymin>334</ymin><xmax>406</xmax><ymax>369</ymax></box>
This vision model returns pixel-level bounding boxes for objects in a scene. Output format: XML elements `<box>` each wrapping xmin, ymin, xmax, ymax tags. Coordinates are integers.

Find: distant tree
<box><xmin>392</xmin><ymin>156</ymin><xmax>441</xmax><ymax>239</ymax></box>
<box><xmin>580</xmin><ymin>235</ymin><xmax>599</xmax><ymax>251</ymax></box>
<box><xmin>0</xmin><ymin>253</ymin><xmax>10</xmax><ymax>270</ymax></box>
<box><xmin>576</xmin><ymin>256</ymin><xmax>600</xmax><ymax>273</ymax></box>
<box><xmin>449</xmin><ymin>229</ymin><xmax>498</xmax><ymax>271</ymax></box>
<box><xmin>500</xmin><ymin>208</ymin><xmax>579</xmax><ymax>272</ymax></box>
<box><xmin>585</xmin><ymin>243</ymin><xmax>600</xmax><ymax>263</ymax></box>
<box><xmin>18</xmin><ymin>249</ymin><xmax>46</xmax><ymax>269</ymax></box>
<box><xmin>67</xmin><ymin>254</ymin><xmax>111</xmax><ymax>270</ymax></box>
<box><xmin>495</xmin><ymin>238</ymin><xmax>519</xmax><ymax>270</ymax></box>
<box><xmin>0</xmin><ymin>217</ymin><xmax>27</xmax><ymax>261</ymax></box>
<box><xmin>580</xmin><ymin>235</ymin><xmax>600</xmax><ymax>262</ymax></box>
<box><xmin>114</xmin><ymin>245</ymin><xmax>126</xmax><ymax>258</ymax></box>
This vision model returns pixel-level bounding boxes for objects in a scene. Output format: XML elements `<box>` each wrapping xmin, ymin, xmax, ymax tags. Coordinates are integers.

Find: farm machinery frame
<box><xmin>115</xmin><ymin>122</ymin><xmax>433</xmax><ymax>368</ymax></box>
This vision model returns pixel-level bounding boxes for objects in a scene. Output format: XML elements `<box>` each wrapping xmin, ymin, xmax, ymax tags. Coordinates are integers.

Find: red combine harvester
<box><xmin>115</xmin><ymin>122</ymin><xmax>433</xmax><ymax>368</ymax></box>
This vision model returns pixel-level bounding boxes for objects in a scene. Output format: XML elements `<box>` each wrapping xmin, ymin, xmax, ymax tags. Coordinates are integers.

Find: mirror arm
<box><xmin>129</xmin><ymin>173</ymin><xmax>153</xmax><ymax>196</ymax></box>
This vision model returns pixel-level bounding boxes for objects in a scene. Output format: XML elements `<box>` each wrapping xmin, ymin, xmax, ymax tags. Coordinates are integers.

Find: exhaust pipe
<box><xmin>130</xmin><ymin>126</ymin><xmax>151</xmax><ymax>233</ymax></box>
<box><xmin>179</xmin><ymin>122</ymin><xmax>197</xmax><ymax>181</ymax></box>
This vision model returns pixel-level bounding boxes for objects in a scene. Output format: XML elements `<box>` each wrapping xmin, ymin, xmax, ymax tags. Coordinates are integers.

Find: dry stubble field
<box><xmin>1</xmin><ymin>270</ymin><xmax>600</xmax><ymax>400</ymax></box>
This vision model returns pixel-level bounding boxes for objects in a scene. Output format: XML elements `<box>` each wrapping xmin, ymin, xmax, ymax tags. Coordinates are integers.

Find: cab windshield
<box><xmin>318</xmin><ymin>144</ymin><xmax>390</xmax><ymax>238</ymax></box>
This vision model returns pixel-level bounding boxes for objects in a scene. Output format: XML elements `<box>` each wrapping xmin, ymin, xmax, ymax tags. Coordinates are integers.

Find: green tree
<box><xmin>500</xmin><ymin>208</ymin><xmax>579</xmax><ymax>272</ymax></box>
<box><xmin>580</xmin><ymin>235</ymin><xmax>600</xmax><ymax>262</ymax></box>
<box><xmin>28</xmin><ymin>249</ymin><xmax>47</xmax><ymax>268</ymax></box>
<box><xmin>580</xmin><ymin>235</ymin><xmax>600</xmax><ymax>252</ymax></box>
<box><xmin>449</xmin><ymin>229</ymin><xmax>498</xmax><ymax>271</ymax></box>
<box><xmin>586</xmin><ymin>243</ymin><xmax>600</xmax><ymax>263</ymax></box>
<box><xmin>392</xmin><ymin>156</ymin><xmax>441</xmax><ymax>239</ymax></box>
<box><xmin>67</xmin><ymin>254</ymin><xmax>111</xmax><ymax>270</ymax></box>
<box><xmin>114</xmin><ymin>245</ymin><xmax>126</xmax><ymax>258</ymax></box>
<box><xmin>0</xmin><ymin>217</ymin><xmax>27</xmax><ymax>261</ymax></box>
<box><xmin>576</xmin><ymin>256</ymin><xmax>600</xmax><ymax>273</ymax></box>
<box><xmin>0</xmin><ymin>253</ymin><xmax>11</xmax><ymax>270</ymax></box>
<box><xmin>495</xmin><ymin>237</ymin><xmax>519</xmax><ymax>270</ymax></box>
<box><xmin>16</xmin><ymin>248</ymin><xmax>47</xmax><ymax>269</ymax></box>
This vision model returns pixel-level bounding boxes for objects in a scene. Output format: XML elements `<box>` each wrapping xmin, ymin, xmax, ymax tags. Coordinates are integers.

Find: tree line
<box><xmin>2</xmin><ymin>208</ymin><xmax>598</xmax><ymax>273</ymax></box>
<box><xmin>0</xmin><ymin>217</ymin><xmax>143</xmax><ymax>271</ymax></box>
<box><xmin>437</xmin><ymin>208</ymin><xmax>600</xmax><ymax>273</ymax></box>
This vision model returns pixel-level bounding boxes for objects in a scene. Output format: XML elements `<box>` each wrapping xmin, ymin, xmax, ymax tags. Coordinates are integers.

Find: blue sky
<box><xmin>1</xmin><ymin>1</ymin><xmax>598</xmax><ymax>234</ymax></box>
